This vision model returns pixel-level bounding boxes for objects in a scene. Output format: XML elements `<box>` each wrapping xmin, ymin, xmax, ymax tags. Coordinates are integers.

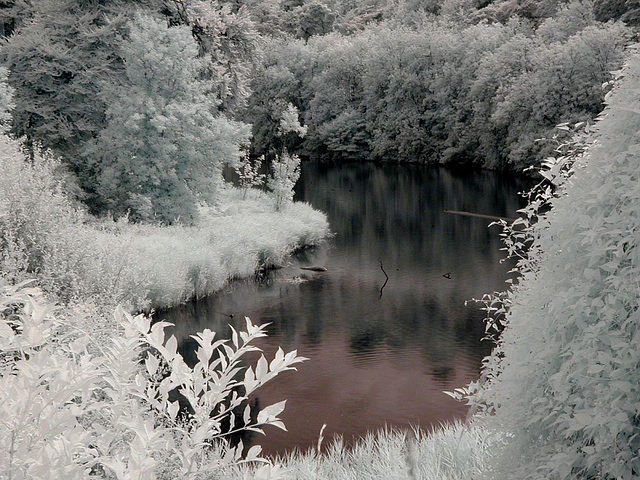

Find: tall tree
<box><xmin>1</xmin><ymin>0</ymin><xmax>160</xmax><ymax>188</ymax></box>
<box><xmin>84</xmin><ymin>13</ymin><xmax>251</xmax><ymax>224</ymax></box>
<box><xmin>296</xmin><ymin>0</ymin><xmax>336</xmax><ymax>40</ymax></box>
<box><xmin>162</xmin><ymin>0</ymin><xmax>261</xmax><ymax>115</ymax></box>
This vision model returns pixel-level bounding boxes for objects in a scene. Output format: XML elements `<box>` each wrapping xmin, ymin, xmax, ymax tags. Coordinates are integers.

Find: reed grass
<box><xmin>221</xmin><ymin>421</ymin><xmax>501</xmax><ymax>480</ymax></box>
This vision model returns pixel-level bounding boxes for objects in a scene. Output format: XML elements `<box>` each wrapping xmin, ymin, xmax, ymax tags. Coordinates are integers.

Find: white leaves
<box><xmin>467</xmin><ymin>50</ymin><xmax>640</xmax><ymax>480</ymax></box>
<box><xmin>268</xmin><ymin>152</ymin><xmax>301</xmax><ymax>212</ymax></box>
<box><xmin>279</xmin><ymin>103</ymin><xmax>307</xmax><ymax>138</ymax></box>
<box><xmin>0</xmin><ymin>320</ymin><xmax>14</xmax><ymax>338</ymax></box>
<box><xmin>244</xmin><ymin>364</ymin><xmax>259</xmax><ymax>395</ymax></box>
<box><xmin>0</xmin><ymin>282</ymin><xmax>297</xmax><ymax>478</ymax></box>
<box><xmin>167</xmin><ymin>400</ymin><xmax>180</xmax><ymax>422</ymax></box>
<box><xmin>244</xmin><ymin>316</ymin><xmax>266</xmax><ymax>338</ymax></box>
<box><xmin>245</xmin><ymin>444</ymin><xmax>263</xmax><ymax>462</ymax></box>
<box><xmin>243</xmin><ymin>404</ymin><xmax>252</xmax><ymax>425</ymax></box>
<box><xmin>245</xmin><ymin>348</ymin><xmax>306</xmax><ymax>396</ymax></box>
<box><xmin>191</xmin><ymin>328</ymin><xmax>226</xmax><ymax>367</ymax></box>
<box><xmin>255</xmin><ymin>354</ymin><xmax>269</xmax><ymax>381</ymax></box>
<box><xmin>443</xmin><ymin>387</ymin><xmax>472</xmax><ymax>401</ymax></box>
<box><xmin>269</xmin><ymin>347</ymin><xmax>288</xmax><ymax>372</ymax></box>
<box><xmin>144</xmin><ymin>353</ymin><xmax>160</xmax><ymax>377</ymax></box>
<box><xmin>257</xmin><ymin>400</ymin><xmax>288</xmax><ymax>431</ymax></box>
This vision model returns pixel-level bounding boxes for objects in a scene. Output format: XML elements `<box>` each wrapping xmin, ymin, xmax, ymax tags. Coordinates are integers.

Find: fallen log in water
<box><xmin>300</xmin><ymin>266</ymin><xmax>328</xmax><ymax>272</ymax></box>
<box><xmin>443</xmin><ymin>209</ymin><xmax>517</xmax><ymax>222</ymax></box>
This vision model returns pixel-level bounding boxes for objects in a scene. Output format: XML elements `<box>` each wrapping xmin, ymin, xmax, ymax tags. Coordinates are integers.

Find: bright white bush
<box><xmin>0</xmin><ymin>281</ymin><xmax>304</xmax><ymax>480</ymax></box>
<box><xmin>267</xmin><ymin>152</ymin><xmax>301</xmax><ymax>212</ymax></box>
<box><xmin>235</xmin><ymin>154</ymin><xmax>266</xmax><ymax>200</ymax></box>
<box><xmin>465</xmin><ymin>51</ymin><xmax>640</xmax><ymax>479</ymax></box>
<box><xmin>279</xmin><ymin>103</ymin><xmax>308</xmax><ymax>138</ymax></box>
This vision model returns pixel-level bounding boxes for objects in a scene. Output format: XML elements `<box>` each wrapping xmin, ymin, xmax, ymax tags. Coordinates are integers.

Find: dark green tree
<box><xmin>1</xmin><ymin>0</ymin><xmax>160</xmax><ymax>189</ymax></box>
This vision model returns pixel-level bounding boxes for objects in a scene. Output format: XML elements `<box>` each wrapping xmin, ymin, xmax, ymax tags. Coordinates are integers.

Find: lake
<box><xmin>158</xmin><ymin>161</ymin><xmax>529</xmax><ymax>457</ymax></box>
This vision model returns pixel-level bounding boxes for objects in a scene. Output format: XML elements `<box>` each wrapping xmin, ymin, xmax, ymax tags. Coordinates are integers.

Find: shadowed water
<box><xmin>159</xmin><ymin>162</ymin><xmax>529</xmax><ymax>457</ymax></box>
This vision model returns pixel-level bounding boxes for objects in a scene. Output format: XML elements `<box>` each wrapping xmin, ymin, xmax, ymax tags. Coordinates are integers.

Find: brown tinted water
<box><xmin>159</xmin><ymin>162</ymin><xmax>529</xmax><ymax>457</ymax></box>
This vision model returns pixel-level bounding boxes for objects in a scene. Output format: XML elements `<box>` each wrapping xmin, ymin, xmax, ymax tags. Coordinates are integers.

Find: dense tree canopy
<box><xmin>1</xmin><ymin>0</ymin><xmax>256</xmax><ymax>222</ymax></box>
<box><xmin>246</xmin><ymin>0</ymin><xmax>630</xmax><ymax>169</ymax></box>
<box><xmin>2</xmin><ymin>0</ymin><xmax>133</xmax><ymax>171</ymax></box>
<box><xmin>83</xmin><ymin>14</ymin><xmax>250</xmax><ymax>223</ymax></box>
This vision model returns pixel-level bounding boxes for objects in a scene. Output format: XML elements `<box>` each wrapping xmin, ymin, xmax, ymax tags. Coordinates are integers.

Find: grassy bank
<box><xmin>227</xmin><ymin>421</ymin><xmax>501</xmax><ymax>480</ymax></box>
<box><xmin>0</xmin><ymin>134</ymin><xmax>329</xmax><ymax>312</ymax></box>
<box><xmin>0</xmin><ymin>132</ymin><xmax>332</xmax><ymax>478</ymax></box>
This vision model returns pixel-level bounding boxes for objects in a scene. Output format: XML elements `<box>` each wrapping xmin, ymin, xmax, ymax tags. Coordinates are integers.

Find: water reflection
<box><xmin>158</xmin><ymin>162</ymin><xmax>529</xmax><ymax>457</ymax></box>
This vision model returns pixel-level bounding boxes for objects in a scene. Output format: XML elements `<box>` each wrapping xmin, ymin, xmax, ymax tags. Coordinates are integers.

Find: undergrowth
<box><xmin>457</xmin><ymin>49</ymin><xmax>640</xmax><ymax>479</ymax></box>
<box><xmin>0</xmin><ymin>281</ymin><xmax>305</xmax><ymax>479</ymax></box>
<box><xmin>0</xmin><ymin>134</ymin><xmax>329</xmax><ymax>311</ymax></box>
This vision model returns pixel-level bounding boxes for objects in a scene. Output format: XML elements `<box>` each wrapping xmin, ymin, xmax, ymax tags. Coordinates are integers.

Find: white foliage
<box><xmin>85</xmin><ymin>13</ymin><xmax>251</xmax><ymax>224</ymax></box>
<box><xmin>279</xmin><ymin>103</ymin><xmax>308</xmax><ymax>138</ymax></box>
<box><xmin>235</xmin><ymin>154</ymin><xmax>266</xmax><ymax>199</ymax></box>
<box><xmin>0</xmin><ymin>282</ymin><xmax>305</xmax><ymax>479</ymax></box>
<box><xmin>0</xmin><ymin>67</ymin><xmax>14</xmax><ymax>133</ymax></box>
<box><xmin>468</xmin><ymin>50</ymin><xmax>640</xmax><ymax>479</ymax></box>
<box><xmin>267</xmin><ymin>152</ymin><xmax>301</xmax><ymax>212</ymax></box>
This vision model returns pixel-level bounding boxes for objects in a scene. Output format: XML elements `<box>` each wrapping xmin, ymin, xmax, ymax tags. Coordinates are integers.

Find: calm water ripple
<box><xmin>159</xmin><ymin>162</ymin><xmax>530</xmax><ymax>457</ymax></box>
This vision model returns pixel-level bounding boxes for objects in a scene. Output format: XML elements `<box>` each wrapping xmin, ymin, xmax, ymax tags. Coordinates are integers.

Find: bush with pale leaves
<box><xmin>463</xmin><ymin>51</ymin><xmax>640</xmax><ymax>479</ymax></box>
<box><xmin>0</xmin><ymin>281</ymin><xmax>304</xmax><ymax>480</ymax></box>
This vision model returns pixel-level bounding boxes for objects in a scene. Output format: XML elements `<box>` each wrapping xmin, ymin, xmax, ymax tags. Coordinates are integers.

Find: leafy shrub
<box><xmin>235</xmin><ymin>154</ymin><xmax>266</xmax><ymax>200</ymax></box>
<box><xmin>267</xmin><ymin>152</ymin><xmax>301</xmax><ymax>212</ymax></box>
<box><xmin>464</xmin><ymin>51</ymin><xmax>640</xmax><ymax>479</ymax></box>
<box><xmin>0</xmin><ymin>281</ymin><xmax>304</xmax><ymax>480</ymax></box>
<box><xmin>0</xmin><ymin>135</ymin><xmax>83</xmax><ymax>285</ymax></box>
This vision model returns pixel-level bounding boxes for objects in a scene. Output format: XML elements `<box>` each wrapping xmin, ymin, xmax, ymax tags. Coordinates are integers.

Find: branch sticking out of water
<box><xmin>379</xmin><ymin>260</ymin><xmax>389</xmax><ymax>299</ymax></box>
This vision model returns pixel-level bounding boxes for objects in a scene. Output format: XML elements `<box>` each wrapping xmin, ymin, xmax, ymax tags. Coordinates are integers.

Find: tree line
<box><xmin>0</xmin><ymin>0</ymin><xmax>635</xmax><ymax>225</ymax></box>
<box><xmin>245</xmin><ymin>0</ymin><xmax>632</xmax><ymax>170</ymax></box>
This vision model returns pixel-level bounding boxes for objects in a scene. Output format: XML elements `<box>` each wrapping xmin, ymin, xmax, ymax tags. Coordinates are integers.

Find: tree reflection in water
<box><xmin>158</xmin><ymin>162</ymin><xmax>530</xmax><ymax>457</ymax></box>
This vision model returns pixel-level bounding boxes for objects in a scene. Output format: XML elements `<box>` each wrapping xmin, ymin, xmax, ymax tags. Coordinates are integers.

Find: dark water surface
<box><xmin>159</xmin><ymin>162</ymin><xmax>529</xmax><ymax>457</ymax></box>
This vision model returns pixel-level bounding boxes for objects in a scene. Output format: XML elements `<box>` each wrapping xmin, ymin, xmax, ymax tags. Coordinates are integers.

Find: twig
<box><xmin>379</xmin><ymin>260</ymin><xmax>389</xmax><ymax>299</ymax></box>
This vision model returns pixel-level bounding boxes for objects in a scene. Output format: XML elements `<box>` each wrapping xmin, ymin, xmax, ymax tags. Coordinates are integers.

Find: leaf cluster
<box><xmin>0</xmin><ymin>281</ymin><xmax>305</xmax><ymax>479</ymax></box>
<box><xmin>464</xmin><ymin>52</ymin><xmax>640</xmax><ymax>479</ymax></box>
